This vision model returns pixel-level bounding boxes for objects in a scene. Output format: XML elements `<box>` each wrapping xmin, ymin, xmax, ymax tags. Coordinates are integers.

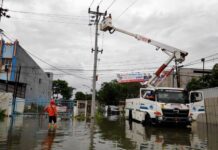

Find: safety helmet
<box><xmin>50</xmin><ymin>99</ymin><xmax>55</xmax><ymax>105</ymax></box>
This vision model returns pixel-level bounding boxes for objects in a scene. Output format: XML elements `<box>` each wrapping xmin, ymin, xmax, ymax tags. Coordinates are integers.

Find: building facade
<box><xmin>159</xmin><ymin>68</ymin><xmax>211</xmax><ymax>88</ymax></box>
<box><xmin>0</xmin><ymin>40</ymin><xmax>53</xmax><ymax>105</ymax></box>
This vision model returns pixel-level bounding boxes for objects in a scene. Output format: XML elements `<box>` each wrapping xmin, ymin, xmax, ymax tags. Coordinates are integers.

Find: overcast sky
<box><xmin>0</xmin><ymin>0</ymin><xmax>218</xmax><ymax>93</ymax></box>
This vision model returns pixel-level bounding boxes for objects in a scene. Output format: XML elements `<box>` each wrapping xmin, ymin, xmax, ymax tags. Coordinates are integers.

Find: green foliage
<box><xmin>186</xmin><ymin>78</ymin><xmax>203</xmax><ymax>91</ymax></box>
<box><xmin>95</xmin><ymin>106</ymin><xmax>104</xmax><ymax>121</ymax></box>
<box><xmin>210</xmin><ymin>64</ymin><xmax>218</xmax><ymax>87</ymax></box>
<box><xmin>74</xmin><ymin>114</ymin><xmax>86</xmax><ymax>121</ymax></box>
<box><xmin>53</xmin><ymin>79</ymin><xmax>75</xmax><ymax>100</ymax></box>
<box><xmin>186</xmin><ymin>63</ymin><xmax>218</xmax><ymax>91</ymax></box>
<box><xmin>75</xmin><ymin>91</ymin><xmax>92</xmax><ymax>100</ymax></box>
<box><xmin>97</xmin><ymin>80</ymin><xmax>141</xmax><ymax>105</ymax></box>
<box><xmin>75</xmin><ymin>91</ymin><xmax>86</xmax><ymax>100</ymax></box>
<box><xmin>95</xmin><ymin>110</ymin><xmax>104</xmax><ymax>121</ymax></box>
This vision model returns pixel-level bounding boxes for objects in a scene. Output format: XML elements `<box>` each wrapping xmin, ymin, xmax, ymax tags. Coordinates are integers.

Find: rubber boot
<box><xmin>48</xmin><ymin>123</ymin><xmax>51</xmax><ymax>129</ymax></box>
<box><xmin>54</xmin><ymin>124</ymin><xmax>57</xmax><ymax>129</ymax></box>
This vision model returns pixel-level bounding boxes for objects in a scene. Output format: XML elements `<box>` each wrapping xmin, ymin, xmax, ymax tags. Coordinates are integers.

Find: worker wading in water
<box><xmin>44</xmin><ymin>99</ymin><xmax>57</xmax><ymax>129</ymax></box>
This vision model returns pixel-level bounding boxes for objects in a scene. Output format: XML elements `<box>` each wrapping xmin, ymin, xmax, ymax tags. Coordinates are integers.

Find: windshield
<box><xmin>157</xmin><ymin>89</ymin><xmax>189</xmax><ymax>104</ymax></box>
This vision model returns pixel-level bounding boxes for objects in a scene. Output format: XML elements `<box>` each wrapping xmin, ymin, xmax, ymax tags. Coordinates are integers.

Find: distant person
<box><xmin>44</xmin><ymin>99</ymin><xmax>57</xmax><ymax>130</ymax></box>
<box><xmin>145</xmin><ymin>92</ymin><xmax>155</xmax><ymax>101</ymax></box>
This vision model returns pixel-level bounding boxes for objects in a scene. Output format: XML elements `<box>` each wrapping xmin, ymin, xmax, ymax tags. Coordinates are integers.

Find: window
<box><xmin>190</xmin><ymin>92</ymin><xmax>203</xmax><ymax>103</ymax></box>
<box><xmin>78</xmin><ymin>103</ymin><xmax>85</xmax><ymax>108</ymax></box>
<box><xmin>141</xmin><ymin>89</ymin><xmax>155</xmax><ymax>101</ymax></box>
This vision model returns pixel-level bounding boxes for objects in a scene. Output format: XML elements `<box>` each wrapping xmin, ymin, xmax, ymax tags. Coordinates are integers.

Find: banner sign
<box><xmin>117</xmin><ymin>72</ymin><xmax>152</xmax><ymax>83</ymax></box>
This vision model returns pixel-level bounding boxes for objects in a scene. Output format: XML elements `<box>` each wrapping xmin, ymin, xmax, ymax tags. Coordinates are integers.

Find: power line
<box><xmin>184</xmin><ymin>52</ymin><xmax>218</xmax><ymax>67</ymax></box>
<box><xmin>115</xmin><ymin>0</ymin><xmax>139</xmax><ymax>21</ymax></box>
<box><xmin>183</xmin><ymin>57</ymin><xmax>218</xmax><ymax>67</ymax></box>
<box><xmin>1</xmin><ymin>0</ymin><xmax>3</xmax><ymax>8</ymax></box>
<box><xmin>9</xmin><ymin>9</ymin><xmax>87</xmax><ymax>19</ymax></box>
<box><xmin>0</xmin><ymin>0</ymin><xmax>10</xmax><ymax>21</ymax></box>
<box><xmin>98</xmin><ymin>0</ymin><xmax>104</xmax><ymax>6</ymax></box>
<box><xmin>81</xmin><ymin>59</ymin><xmax>163</xmax><ymax>67</ymax></box>
<box><xmin>9</xmin><ymin>16</ymin><xmax>88</xmax><ymax>25</ymax></box>
<box><xmin>106</xmin><ymin>0</ymin><xmax>117</xmax><ymax>11</ymax></box>
<box><xmin>0</xmin><ymin>31</ymin><xmax>14</xmax><ymax>42</ymax></box>
<box><xmin>15</xmin><ymin>56</ymin><xmax>217</xmax><ymax>73</ymax></box>
<box><xmin>23</xmin><ymin>49</ymin><xmax>91</xmax><ymax>80</ymax></box>
<box><xmin>89</xmin><ymin>0</ymin><xmax>96</xmax><ymax>8</ymax></box>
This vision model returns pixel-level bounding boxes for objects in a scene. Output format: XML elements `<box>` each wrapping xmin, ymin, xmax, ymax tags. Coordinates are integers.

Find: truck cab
<box><xmin>125</xmin><ymin>87</ymin><xmax>193</xmax><ymax>126</ymax></box>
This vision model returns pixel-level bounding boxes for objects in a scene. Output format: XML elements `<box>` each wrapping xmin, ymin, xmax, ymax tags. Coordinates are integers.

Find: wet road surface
<box><xmin>0</xmin><ymin>115</ymin><xmax>217</xmax><ymax>150</ymax></box>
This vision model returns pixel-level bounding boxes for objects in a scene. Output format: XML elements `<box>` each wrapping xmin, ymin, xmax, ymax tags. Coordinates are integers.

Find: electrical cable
<box><xmin>106</xmin><ymin>0</ymin><xmax>116</xmax><ymax>11</ymax></box>
<box><xmin>98</xmin><ymin>0</ymin><xmax>104</xmax><ymax>6</ymax></box>
<box><xmin>9</xmin><ymin>9</ymin><xmax>87</xmax><ymax>19</ymax></box>
<box><xmin>0</xmin><ymin>0</ymin><xmax>3</xmax><ymax>8</ymax></box>
<box><xmin>115</xmin><ymin>0</ymin><xmax>139</xmax><ymax>21</ymax></box>
<box><xmin>0</xmin><ymin>32</ymin><xmax>14</xmax><ymax>42</ymax></box>
<box><xmin>184</xmin><ymin>53</ymin><xmax>218</xmax><ymax>67</ymax></box>
<box><xmin>23</xmin><ymin>49</ymin><xmax>91</xmax><ymax>80</ymax></box>
<box><xmin>9</xmin><ymin>16</ymin><xmax>88</xmax><ymax>25</ymax></box>
<box><xmin>89</xmin><ymin>0</ymin><xmax>96</xmax><ymax>8</ymax></box>
<box><xmin>0</xmin><ymin>0</ymin><xmax>4</xmax><ymax>22</ymax></box>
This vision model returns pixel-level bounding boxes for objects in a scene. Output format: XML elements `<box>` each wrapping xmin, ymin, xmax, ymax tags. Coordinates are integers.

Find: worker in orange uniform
<box><xmin>44</xmin><ymin>99</ymin><xmax>58</xmax><ymax>130</ymax></box>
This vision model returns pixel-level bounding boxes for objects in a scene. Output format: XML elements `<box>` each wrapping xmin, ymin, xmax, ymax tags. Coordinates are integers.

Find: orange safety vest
<box><xmin>45</xmin><ymin>105</ymin><xmax>57</xmax><ymax>116</ymax></box>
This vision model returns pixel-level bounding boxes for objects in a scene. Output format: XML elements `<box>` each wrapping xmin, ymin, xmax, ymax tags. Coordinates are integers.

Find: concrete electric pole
<box><xmin>201</xmin><ymin>58</ymin><xmax>205</xmax><ymax>84</ymax></box>
<box><xmin>88</xmin><ymin>6</ymin><xmax>106</xmax><ymax>118</ymax></box>
<box><xmin>0</xmin><ymin>0</ymin><xmax>10</xmax><ymax>22</ymax></box>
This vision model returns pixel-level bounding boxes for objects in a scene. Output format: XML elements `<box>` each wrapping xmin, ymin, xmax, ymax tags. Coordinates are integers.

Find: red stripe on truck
<box><xmin>155</xmin><ymin>64</ymin><xmax>167</xmax><ymax>76</ymax></box>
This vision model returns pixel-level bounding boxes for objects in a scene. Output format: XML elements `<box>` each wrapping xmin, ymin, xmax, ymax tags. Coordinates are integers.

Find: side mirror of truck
<box><xmin>190</xmin><ymin>91</ymin><xmax>203</xmax><ymax>103</ymax></box>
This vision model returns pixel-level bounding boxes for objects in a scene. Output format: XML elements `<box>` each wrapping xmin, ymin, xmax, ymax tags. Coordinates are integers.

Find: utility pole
<box><xmin>0</xmin><ymin>0</ymin><xmax>10</xmax><ymax>22</ymax></box>
<box><xmin>11</xmin><ymin>66</ymin><xmax>21</xmax><ymax>116</ymax></box>
<box><xmin>88</xmin><ymin>6</ymin><xmax>106</xmax><ymax>118</ymax></box>
<box><xmin>201</xmin><ymin>58</ymin><xmax>205</xmax><ymax>84</ymax></box>
<box><xmin>175</xmin><ymin>61</ymin><xmax>180</xmax><ymax>88</ymax></box>
<box><xmin>5</xmin><ymin>64</ymin><xmax>8</xmax><ymax>92</ymax></box>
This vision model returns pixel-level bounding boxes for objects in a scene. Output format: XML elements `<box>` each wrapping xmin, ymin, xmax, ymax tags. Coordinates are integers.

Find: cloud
<box><xmin>1</xmin><ymin>0</ymin><xmax>218</xmax><ymax>92</ymax></box>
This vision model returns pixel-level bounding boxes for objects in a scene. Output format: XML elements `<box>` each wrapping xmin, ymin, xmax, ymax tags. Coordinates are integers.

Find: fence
<box><xmin>21</xmin><ymin>99</ymin><xmax>74</xmax><ymax>119</ymax></box>
<box><xmin>197</xmin><ymin>87</ymin><xmax>218</xmax><ymax>124</ymax></box>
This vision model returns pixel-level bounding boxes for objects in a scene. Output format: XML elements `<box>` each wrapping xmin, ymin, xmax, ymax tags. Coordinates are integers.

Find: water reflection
<box><xmin>0</xmin><ymin>115</ymin><xmax>217</xmax><ymax>150</ymax></box>
<box><xmin>125</xmin><ymin>120</ymin><xmax>208</xmax><ymax>150</ymax></box>
<box><xmin>96</xmin><ymin>117</ymin><xmax>137</xmax><ymax>150</ymax></box>
<box><xmin>96</xmin><ymin>116</ymin><xmax>209</xmax><ymax>150</ymax></box>
<box><xmin>0</xmin><ymin>116</ymin><xmax>24</xmax><ymax>150</ymax></box>
<box><xmin>41</xmin><ymin>131</ymin><xmax>56</xmax><ymax>150</ymax></box>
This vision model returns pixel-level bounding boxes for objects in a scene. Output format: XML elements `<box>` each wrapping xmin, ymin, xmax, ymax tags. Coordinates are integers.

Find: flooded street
<box><xmin>0</xmin><ymin>115</ymin><xmax>217</xmax><ymax>150</ymax></box>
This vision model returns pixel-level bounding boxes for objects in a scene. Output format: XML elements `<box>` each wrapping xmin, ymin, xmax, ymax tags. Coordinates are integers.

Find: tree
<box><xmin>75</xmin><ymin>91</ymin><xmax>86</xmax><ymax>100</ymax></box>
<box><xmin>186</xmin><ymin>78</ymin><xmax>202</xmax><ymax>91</ymax></box>
<box><xmin>52</xmin><ymin>79</ymin><xmax>75</xmax><ymax>100</ymax></box>
<box><xmin>75</xmin><ymin>91</ymin><xmax>92</xmax><ymax>100</ymax></box>
<box><xmin>186</xmin><ymin>63</ymin><xmax>218</xmax><ymax>91</ymax></box>
<box><xmin>97</xmin><ymin>80</ymin><xmax>141</xmax><ymax>105</ymax></box>
<box><xmin>209</xmin><ymin>63</ymin><xmax>218</xmax><ymax>87</ymax></box>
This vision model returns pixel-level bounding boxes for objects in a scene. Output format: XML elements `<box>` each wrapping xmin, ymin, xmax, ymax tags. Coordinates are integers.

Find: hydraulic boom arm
<box><xmin>100</xmin><ymin>14</ymin><xmax>188</xmax><ymax>87</ymax></box>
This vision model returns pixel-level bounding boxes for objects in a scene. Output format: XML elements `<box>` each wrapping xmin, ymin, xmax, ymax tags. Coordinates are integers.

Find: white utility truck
<box><xmin>100</xmin><ymin>14</ymin><xmax>203</xmax><ymax>125</ymax></box>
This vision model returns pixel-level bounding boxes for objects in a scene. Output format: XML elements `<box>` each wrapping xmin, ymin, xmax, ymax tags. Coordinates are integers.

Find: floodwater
<box><xmin>0</xmin><ymin>115</ymin><xmax>217</xmax><ymax>150</ymax></box>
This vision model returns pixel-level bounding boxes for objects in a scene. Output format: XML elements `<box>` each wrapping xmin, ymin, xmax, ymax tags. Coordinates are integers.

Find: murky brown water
<box><xmin>0</xmin><ymin>115</ymin><xmax>217</xmax><ymax>150</ymax></box>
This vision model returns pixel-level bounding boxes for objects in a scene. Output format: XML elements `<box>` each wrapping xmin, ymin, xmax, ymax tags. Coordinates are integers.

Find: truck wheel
<box><xmin>142</xmin><ymin>114</ymin><xmax>151</xmax><ymax>126</ymax></box>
